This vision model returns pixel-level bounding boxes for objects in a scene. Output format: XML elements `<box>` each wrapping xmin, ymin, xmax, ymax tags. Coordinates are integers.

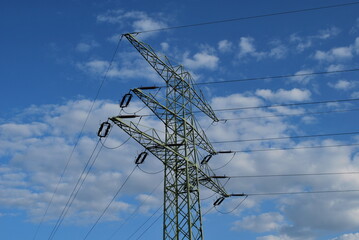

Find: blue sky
<box><xmin>1</xmin><ymin>0</ymin><xmax>359</xmax><ymax>239</ymax></box>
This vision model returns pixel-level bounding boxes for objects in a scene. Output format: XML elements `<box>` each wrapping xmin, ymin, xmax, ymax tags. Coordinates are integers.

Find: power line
<box><xmin>48</xmin><ymin>139</ymin><xmax>103</xmax><ymax>240</ymax></box>
<box><xmin>222</xmin><ymin>143</ymin><xmax>359</xmax><ymax>153</ymax></box>
<box><xmin>131</xmin><ymin>2</ymin><xmax>359</xmax><ymax>34</ymax></box>
<box><xmin>212</xmin><ymin>171</ymin><xmax>359</xmax><ymax>179</ymax></box>
<box><xmin>83</xmin><ymin>165</ymin><xmax>138</xmax><ymax>240</ymax></box>
<box><xmin>152</xmin><ymin>67</ymin><xmax>359</xmax><ymax>89</ymax></box>
<box><xmin>246</xmin><ymin>189</ymin><xmax>359</xmax><ymax>196</ymax></box>
<box><xmin>213</xmin><ymin>98</ymin><xmax>359</xmax><ymax>112</ymax></box>
<box><xmin>219</xmin><ymin>107</ymin><xmax>359</xmax><ymax>121</ymax></box>
<box><xmin>127</xmin><ymin>205</ymin><xmax>163</xmax><ymax>240</ymax></box>
<box><xmin>100</xmin><ymin>136</ymin><xmax>132</xmax><ymax>149</ymax></box>
<box><xmin>107</xmin><ymin>180</ymin><xmax>163</xmax><ymax>240</ymax></box>
<box><xmin>211</xmin><ymin>131</ymin><xmax>359</xmax><ymax>144</ymax></box>
<box><xmin>214</xmin><ymin>195</ymin><xmax>248</xmax><ymax>215</ymax></box>
<box><xmin>138</xmin><ymin>164</ymin><xmax>164</xmax><ymax>174</ymax></box>
<box><xmin>129</xmin><ymin>98</ymin><xmax>359</xmax><ymax>118</ymax></box>
<box><xmin>212</xmin><ymin>153</ymin><xmax>237</xmax><ymax>171</ymax></box>
<box><xmin>33</xmin><ymin>35</ymin><xmax>124</xmax><ymax>240</ymax></box>
<box><xmin>48</xmin><ymin>125</ymin><xmax>118</xmax><ymax>240</ymax></box>
<box><xmin>135</xmin><ymin>213</ymin><xmax>162</xmax><ymax>240</ymax></box>
<box><xmin>194</xmin><ymin>68</ymin><xmax>359</xmax><ymax>86</ymax></box>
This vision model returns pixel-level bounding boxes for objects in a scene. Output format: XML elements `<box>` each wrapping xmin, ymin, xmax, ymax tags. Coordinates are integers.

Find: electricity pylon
<box><xmin>110</xmin><ymin>33</ymin><xmax>229</xmax><ymax>240</ymax></box>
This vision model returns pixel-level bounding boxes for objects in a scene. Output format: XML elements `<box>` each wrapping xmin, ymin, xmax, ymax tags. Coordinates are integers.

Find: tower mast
<box><xmin>110</xmin><ymin>33</ymin><xmax>228</xmax><ymax>240</ymax></box>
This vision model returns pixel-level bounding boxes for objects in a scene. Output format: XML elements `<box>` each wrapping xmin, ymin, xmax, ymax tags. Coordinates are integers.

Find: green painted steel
<box><xmin>110</xmin><ymin>33</ymin><xmax>228</xmax><ymax>240</ymax></box>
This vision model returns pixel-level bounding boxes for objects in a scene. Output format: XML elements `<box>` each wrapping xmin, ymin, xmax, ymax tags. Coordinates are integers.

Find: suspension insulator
<box><xmin>135</xmin><ymin>152</ymin><xmax>148</xmax><ymax>164</ymax></box>
<box><xmin>119</xmin><ymin>93</ymin><xmax>133</xmax><ymax>108</ymax></box>
<box><xmin>213</xmin><ymin>197</ymin><xmax>225</xmax><ymax>206</ymax></box>
<box><xmin>137</xmin><ymin>86</ymin><xmax>159</xmax><ymax>90</ymax></box>
<box><xmin>201</xmin><ymin>155</ymin><xmax>212</xmax><ymax>165</ymax></box>
<box><xmin>97</xmin><ymin>122</ymin><xmax>111</xmax><ymax>138</ymax></box>
<box><xmin>116</xmin><ymin>115</ymin><xmax>139</xmax><ymax>118</ymax></box>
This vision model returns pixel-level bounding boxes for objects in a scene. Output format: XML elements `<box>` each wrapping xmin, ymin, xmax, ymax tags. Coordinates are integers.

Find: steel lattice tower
<box><xmin>110</xmin><ymin>33</ymin><xmax>229</xmax><ymax>240</ymax></box>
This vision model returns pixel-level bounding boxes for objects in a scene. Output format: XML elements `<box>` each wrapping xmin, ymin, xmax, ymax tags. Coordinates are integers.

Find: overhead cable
<box><xmin>195</xmin><ymin>68</ymin><xmax>359</xmax><ymax>86</ymax></box>
<box><xmin>127</xmin><ymin>205</ymin><xmax>163</xmax><ymax>240</ymax></box>
<box><xmin>220</xmin><ymin>143</ymin><xmax>359</xmax><ymax>154</ymax></box>
<box><xmin>214</xmin><ymin>190</ymin><xmax>359</xmax><ymax>214</ymax></box>
<box><xmin>107</xmin><ymin>180</ymin><xmax>163</xmax><ymax>240</ymax></box>
<box><xmin>212</xmin><ymin>171</ymin><xmax>359</xmax><ymax>179</ymax></box>
<box><xmin>128</xmin><ymin>98</ymin><xmax>359</xmax><ymax>118</ymax></box>
<box><xmin>131</xmin><ymin>2</ymin><xmax>359</xmax><ymax>34</ymax></box>
<box><xmin>219</xmin><ymin>107</ymin><xmax>359</xmax><ymax>121</ymax></box>
<box><xmin>83</xmin><ymin>165</ymin><xmax>138</xmax><ymax>240</ymax></box>
<box><xmin>213</xmin><ymin>98</ymin><xmax>359</xmax><ymax>112</ymax></box>
<box><xmin>246</xmin><ymin>189</ymin><xmax>359</xmax><ymax>196</ymax></box>
<box><xmin>135</xmin><ymin>213</ymin><xmax>163</xmax><ymax>240</ymax></box>
<box><xmin>211</xmin><ymin>131</ymin><xmax>359</xmax><ymax>144</ymax></box>
<box><xmin>48</xmin><ymin>139</ymin><xmax>104</xmax><ymax>240</ymax></box>
<box><xmin>152</xmin><ymin>67</ymin><xmax>359</xmax><ymax>89</ymax></box>
<box><xmin>214</xmin><ymin>195</ymin><xmax>248</xmax><ymax>215</ymax></box>
<box><xmin>33</xmin><ymin>35</ymin><xmax>124</xmax><ymax>240</ymax></box>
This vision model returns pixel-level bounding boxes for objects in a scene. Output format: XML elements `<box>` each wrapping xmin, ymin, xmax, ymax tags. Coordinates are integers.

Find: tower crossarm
<box><xmin>123</xmin><ymin>33</ymin><xmax>219</xmax><ymax>122</ymax></box>
<box><xmin>109</xmin><ymin>116</ymin><xmax>228</xmax><ymax>196</ymax></box>
<box><xmin>131</xmin><ymin>88</ymin><xmax>216</xmax><ymax>155</ymax></box>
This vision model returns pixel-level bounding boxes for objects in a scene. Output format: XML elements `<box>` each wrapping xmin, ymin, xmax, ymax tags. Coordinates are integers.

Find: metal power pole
<box><xmin>110</xmin><ymin>33</ymin><xmax>229</xmax><ymax>240</ymax></box>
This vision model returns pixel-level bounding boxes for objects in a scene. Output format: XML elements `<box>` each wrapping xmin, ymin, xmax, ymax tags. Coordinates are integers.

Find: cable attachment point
<box><xmin>230</xmin><ymin>193</ymin><xmax>248</xmax><ymax>197</ymax></box>
<box><xmin>213</xmin><ymin>196</ymin><xmax>226</xmax><ymax>206</ymax></box>
<box><xmin>120</xmin><ymin>93</ymin><xmax>133</xmax><ymax>108</ymax></box>
<box><xmin>98</xmin><ymin>122</ymin><xmax>111</xmax><ymax>138</ymax></box>
<box><xmin>217</xmin><ymin>150</ymin><xmax>233</xmax><ymax>154</ymax></box>
<box><xmin>201</xmin><ymin>155</ymin><xmax>213</xmax><ymax>165</ymax></box>
<box><xmin>135</xmin><ymin>151</ymin><xmax>148</xmax><ymax>165</ymax></box>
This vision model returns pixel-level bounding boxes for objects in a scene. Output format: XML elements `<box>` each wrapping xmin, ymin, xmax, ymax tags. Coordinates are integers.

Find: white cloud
<box><xmin>238</xmin><ymin>37</ymin><xmax>257</xmax><ymax>57</ymax></box>
<box><xmin>314</xmin><ymin>47</ymin><xmax>353</xmax><ymax>62</ymax></box>
<box><xmin>331</xmin><ymin>233</ymin><xmax>359</xmax><ymax>240</ymax></box>
<box><xmin>257</xmin><ymin>235</ymin><xmax>294</xmax><ymax>240</ymax></box>
<box><xmin>183</xmin><ymin>51</ymin><xmax>219</xmax><ymax>70</ymax></box>
<box><xmin>204</xmin><ymin>92</ymin><xmax>359</xmax><ymax>238</ymax></box>
<box><xmin>313</xmin><ymin>37</ymin><xmax>359</xmax><ymax>62</ymax></box>
<box><xmin>290</xmin><ymin>27</ymin><xmax>340</xmax><ymax>52</ymax></box>
<box><xmin>2</xmin><ymin>91</ymin><xmax>359</xmax><ymax>237</ymax></box>
<box><xmin>0</xmin><ymin>99</ymin><xmax>162</xmax><ymax>223</ymax></box>
<box><xmin>211</xmin><ymin>93</ymin><xmax>263</xmax><ymax>109</ymax></box>
<box><xmin>238</xmin><ymin>37</ymin><xmax>287</xmax><ymax>60</ymax></box>
<box><xmin>350</xmin><ymin>18</ymin><xmax>359</xmax><ymax>33</ymax></box>
<box><xmin>218</xmin><ymin>39</ymin><xmax>233</xmax><ymax>53</ymax></box>
<box><xmin>232</xmin><ymin>212</ymin><xmax>284</xmax><ymax>232</ymax></box>
<box><xmin>269</xmin><ymin>44</ymin><xmax>287</xmax><ymax>59</ymax></box>
<box><xmin>355</xmin><ymin>37</ymin><xmax>359</xmax><ymax>54</ymax></box>
<box><xmin>329</xmin><ymin>80</ymin><xmax>357</xmax><ymax>90</ymax></box>
<box><xmin>290</xmin><ymin>69</ymin><xmax>314</xmax><ymax>84</ymax></box>
<box><xmin>75</xmin><ymin>40</ymin><xmax>99</xmax><ymax>53</ymax></box>
<box><xmin>255</xmin><ymin>88</ymin><xmax>311</xmax><ymax>103</ymax></box>
<box><xmin>326</xmin><ymin>64</ymin><xmax>346</xmax><ymax>72</ymax></box>
<box><xmin>97</xmin><ymin>9</ymin><xmax>167</xmax><ymax>38</ymax></box>
<box><xmin>289</xmin><ymin>33</ymin><xmax>312</xmax><ymax>52</ymax></box>
<box><xmin>76</xmin><ymin>52</ymin><xmax>159</xmax><ymax>82</ymax></box>
<box><xmin>160</xmin><ymin>42</ymin><xmax>169</xmax><ymax>51</ymax></box>
<box><xmin>351</xmin><ymin>91</ymin><xmax>359</xmax><ymax>98</ymax></box>
<box><xmin>132</xmin><ymin>18</ymin><xmax>167</xmax><ymax>33</ymax></box>
<box><xmin>316</xmin><ymin>27</ymin><xmax>340</xmax><ymax>40</ymax></box>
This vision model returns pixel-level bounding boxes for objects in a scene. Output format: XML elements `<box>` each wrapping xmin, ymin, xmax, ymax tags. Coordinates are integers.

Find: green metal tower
<box><xmin>110</xmin><ymin>33</ymin><xmax>229</xmax><ymax>240</ymax></box>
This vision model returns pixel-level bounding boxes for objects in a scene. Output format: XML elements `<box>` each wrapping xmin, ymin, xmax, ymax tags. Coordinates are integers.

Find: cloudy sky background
<box><xmin>1</xmin><ymin>0</ymin><xmax>359</xmax><ymax>239</ymax></box>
